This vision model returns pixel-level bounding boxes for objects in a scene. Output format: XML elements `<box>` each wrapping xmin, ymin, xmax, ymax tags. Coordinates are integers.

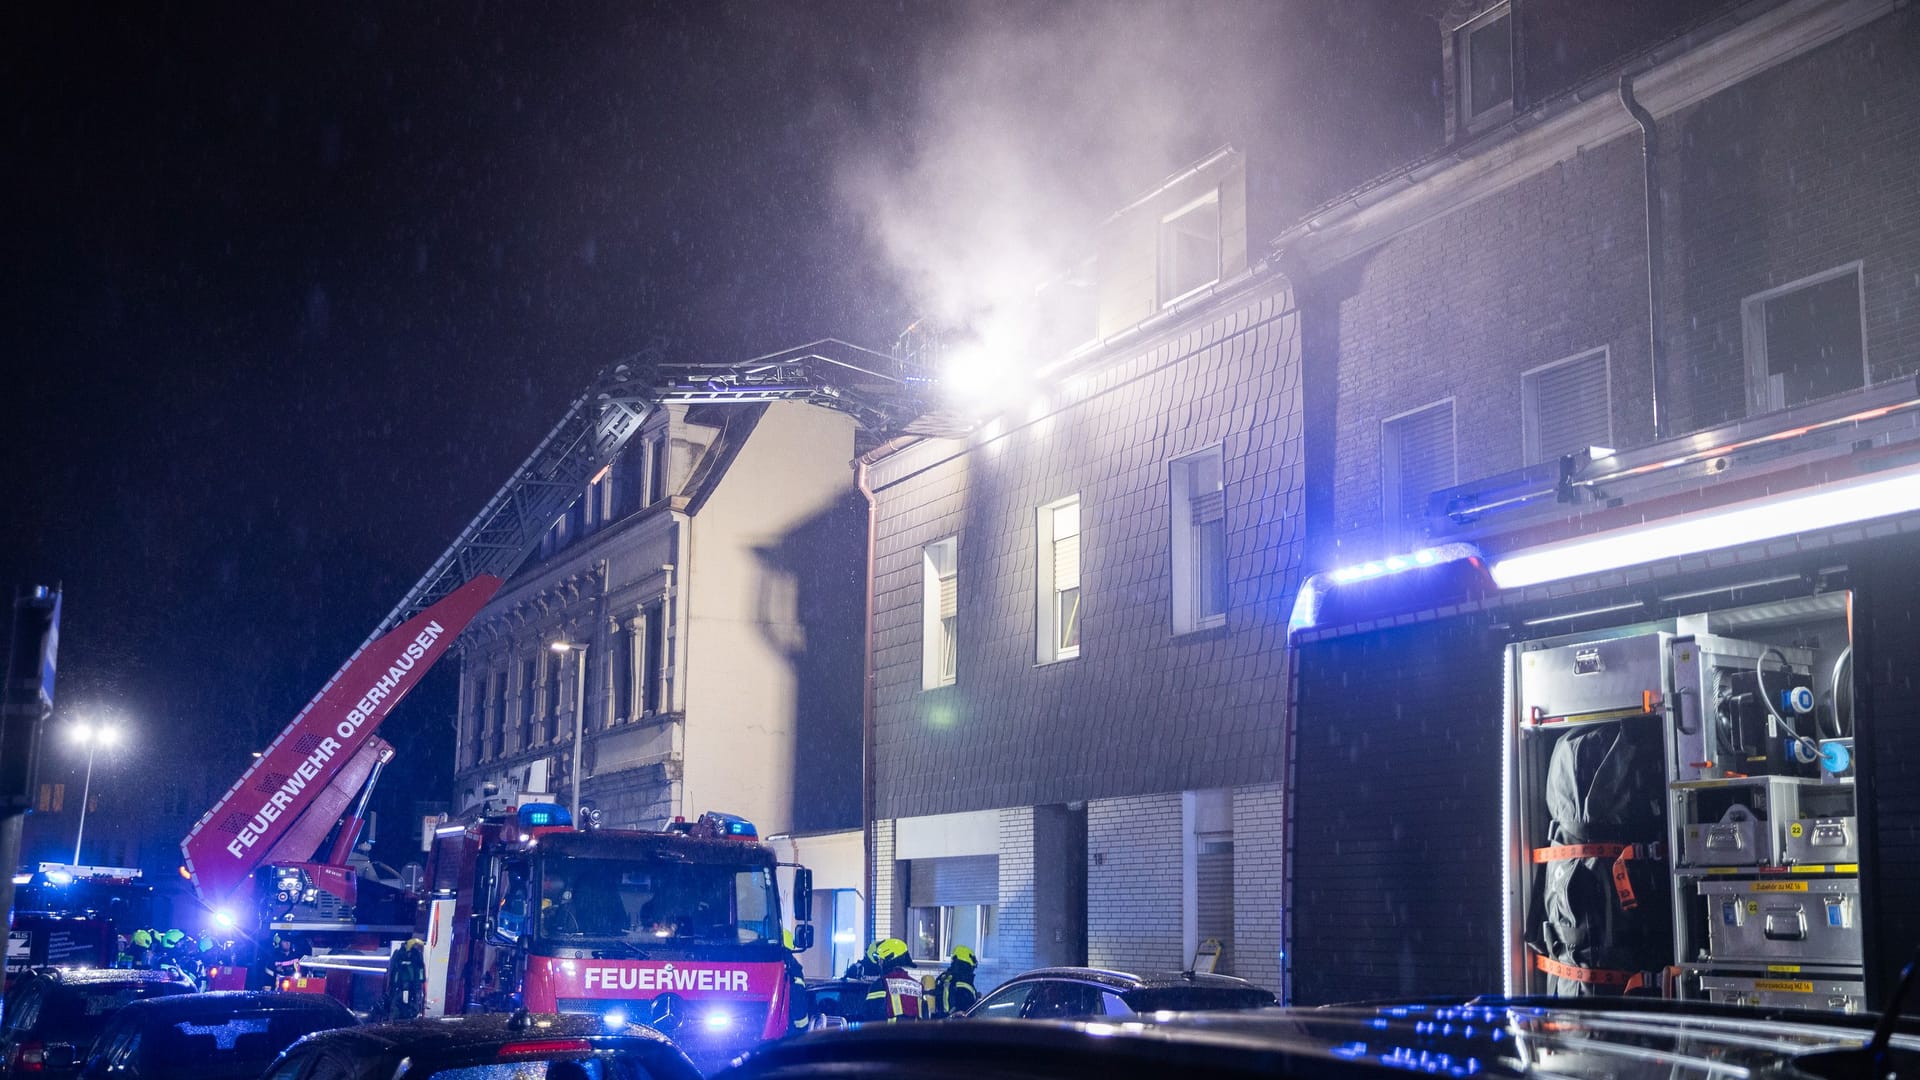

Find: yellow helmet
<box><xmin>865</xmin><ymin>940</ymin><xmax>883</xmax><ymax>965</ymax></box>
<box><xmin>876</xmin><ymin>937</ymin><xmax>909</xmax><ymax>963</ymax></box>
<box><xmin>951</xmin><ymin>945</ymin><xmax>977</xmax><ymax>966</ymax></box>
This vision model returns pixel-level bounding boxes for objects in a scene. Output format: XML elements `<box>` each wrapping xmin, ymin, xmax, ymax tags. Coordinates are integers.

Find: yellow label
<box><xmin>1836</xmin><ymin>864</ymin><xmax>1859</xmax><ymax>873</ymax></box>
<box><xmin>1790</xmin><ymin>822</ymin><xmax>1805</xmax><ymax>838</ymax></box>
<box><xmin>1679</xmin><ymin>650</ymin><xmax>1693</xmax><ymax>662</ymax></box>
<box><xmin>1791</xmin><ymin>865</ymin><xmax>1826</xmax><ymax>874</ymax></box>
<box><xmin>1766</xmin><ymin>965</ymin><xmax>1803</xmax><ymax>974</ymax></box>
<box><xmin>1707</xmin><ymin>867</ymin><xmax>1740</xmax><ymax>875</ymax></box>
<box><xmin>1748</xmin><ymin>900</ymin><xmax>1760</xmax><ymax>913</ymax></box>
<box><xmin>1752</xmin><ymin>881</ymin><xmax>1809</xmax><ymax>893</ymax></box>
<box><xmin>1754</xmin><ymin>979</ymin><xmax>1815</xmax><ymax>994</ymax></box>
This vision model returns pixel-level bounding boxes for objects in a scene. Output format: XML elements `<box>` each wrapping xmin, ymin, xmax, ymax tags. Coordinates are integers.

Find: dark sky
<box><xmin>3</xmin><ymin>1</ymin><xmax>1438</xmax><ymax>873</ymax></box>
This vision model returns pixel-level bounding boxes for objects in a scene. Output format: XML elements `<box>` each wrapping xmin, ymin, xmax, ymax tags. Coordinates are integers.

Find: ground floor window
<box><xmin>908</xmin><ymin>903</ymin><xmax>996</xmax><ymax>964</ymax></box>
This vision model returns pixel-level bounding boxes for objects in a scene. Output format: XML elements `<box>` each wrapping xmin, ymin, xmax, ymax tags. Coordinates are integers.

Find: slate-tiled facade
<box><xmin>865</xmin><ymin>204</ymin><xmax>1305</xmax><ymax>983</ymax></box>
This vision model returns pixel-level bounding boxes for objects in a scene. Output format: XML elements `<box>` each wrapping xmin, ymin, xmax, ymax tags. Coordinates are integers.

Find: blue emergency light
<box><xmin>518</xmin><ymin>803</ymin><xmax>572</xmax><ymax>828</ymax></box>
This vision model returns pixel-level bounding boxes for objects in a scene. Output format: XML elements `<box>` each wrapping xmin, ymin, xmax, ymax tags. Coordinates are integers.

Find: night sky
<box><xmin>3</xmin><ymin>2</ymin><xmax>1439</xmax><ymax>877</ymax></box>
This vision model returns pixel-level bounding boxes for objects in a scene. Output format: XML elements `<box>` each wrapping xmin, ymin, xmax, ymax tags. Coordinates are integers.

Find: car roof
<box><xmin>30</xmin><ymin>969</ymin><xmax>196</xmax><ymax>991</ymax></box>
<box><xmin>109</xmin><ymin>991</ymin><xmax>355</xmax><ymax>1022</ymax></box>
<box><xmin>283</xmin><ymin>1012</ymin><xmax>680</xmax><ymax>1059</ymax></box>
<box><xmin>997</xmin><ymin>968</ymin><xmax>1265</xmax><ymax>993</ymax></box>
<box><xmin>730</xmin><ymin>999</ymin><xmax>1920</xmax><ymax>1080</ymax></box>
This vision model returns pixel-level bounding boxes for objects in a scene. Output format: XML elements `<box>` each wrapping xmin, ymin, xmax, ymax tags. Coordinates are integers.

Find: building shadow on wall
<box><xmin>752</xmin><ymin>488</ymin><xmax>869</xmax><ymax>833</ymax></box>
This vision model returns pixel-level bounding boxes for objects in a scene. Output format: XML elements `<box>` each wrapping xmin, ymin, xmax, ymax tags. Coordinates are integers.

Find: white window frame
<box><xmin>1455</xmin><ymin>3</ymin><xmax>1515</xmax><ymax>134</ymax></box>
<box><xmin>1158</xmin><ymin>190</ymin><xmax>1222</xmax><ymax>309</ymax></box>
<box><xmin>1036</xmin><ymin>495</ymin><xmax>1082</xmax><ymax>664</ymax></box>
<box><xmin>1170</xmin><ymin>447</ymin><xmax>1228</xmax><ymax>635</ymax></box>
<box><xmin>907</xmin><ymin>903</ymin><xmax>996</xmax><ymax>964</ymax></box>
<box><xmin>1520</xmin><ymin>347</ymin><xmax>1613</xmax><ymax>465</ymax></box>
<box><xmin>1381</xmin><ymin>398</ymin><xmax>1457</xmax><ymax>549</ymax></box>
<box><xmin>922</xmin><ymin>537</ymin><xmax>958</xmax><ymax>690</ymax></box>
<box><xmin>1741</xmin><ymin>261</ymin><xmax>1869</xmax><ymax>415</ymax></box>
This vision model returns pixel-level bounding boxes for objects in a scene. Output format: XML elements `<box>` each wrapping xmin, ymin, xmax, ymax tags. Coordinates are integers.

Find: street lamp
<box><xmin>67</xmin><ymin>721</ymin><xmax>123</xmax><ymax>865</ymax></box>
<box><xmin>551</xmin><ymin>641</ymin><xmax>590</xmax><ymax>821</ymax></box>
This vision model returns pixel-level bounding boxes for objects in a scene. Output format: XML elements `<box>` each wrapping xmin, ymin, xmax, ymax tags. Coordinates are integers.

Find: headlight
<box><xmin>701</xmin><ymin>1009</ymin><xmax>732</xmax><ymax>1032</ymax></box>
<box><xmin>603</xmin><ymin>1008</ymin><xmax>629</xmax><ymax>1029</ymax></box>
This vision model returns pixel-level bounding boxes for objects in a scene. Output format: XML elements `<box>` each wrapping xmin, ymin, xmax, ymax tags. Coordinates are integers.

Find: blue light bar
<box><xmin>518</xmin><ymin>803</ymin><xmax>573</xmax><ymax>828</ymax></box>
<box><xmin>1289</xmin><ymin>542</ymin><xmax>1486</xmax><ymax>635</ymax></box>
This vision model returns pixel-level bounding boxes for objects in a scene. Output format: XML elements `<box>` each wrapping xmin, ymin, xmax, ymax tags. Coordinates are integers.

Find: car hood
<box><xmin>1107</xmin><ymin>999</ymin><xmax>1920</xmax><ymax>1078</ymax></box>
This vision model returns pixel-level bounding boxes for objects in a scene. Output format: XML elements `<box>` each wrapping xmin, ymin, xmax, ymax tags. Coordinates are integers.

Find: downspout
<box><xmin>1620</xmin><ymin>75</ymin><xmax>1667</xmax><ymax>440</ymax></box>
<box><xmin>854</xmin><ymin>452</ymin><xmax>881</xmax><ymax>945</ymax></box>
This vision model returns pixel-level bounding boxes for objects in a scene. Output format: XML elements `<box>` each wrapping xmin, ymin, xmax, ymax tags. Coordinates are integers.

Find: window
<box><xmin>1382</xmin><ymin>400</ymin><xmax>1456</xmax><ymax>548</ymax></box>
<box><xmin>1170</xmin><ymin>448</ymin><xmax>1227</xmax><ymax>634</ymax></box>
<box><xmin>907</xmin><ymin>904</ymin><xmax>997</xmax><ymax>964</ymax></box>
<box><xmin>490</xmin><ymin>671</ymin><xmax>507</xmax><ymax>758</ymax></box>
<box><xmin>922</xmin><ymin>537</ymin><xmax>958</xmax><ymax>689</ymax></box>
<box><xmin>518</xmin><ymin>658</ymin><xmax>536</xmax><ymax>749</ymax></box>
<box><xmin>543</xmin><ymin>651</ymin><xmax>563</xmax><ymax>743</ymax></box>
<box><xmin>642</xmin><ymin>600</ymin><xmax>665</xmax><ymax>715</ymax></box>
<box><xmin>612</xmin><ymin>620</ymin><xmax>635</xmax><ymax>724</ymax></box>
<box><xmin>647</xmin><ymin>434</ymin><xmax>668</xmax><ymax>505</ymax></box>
<box><xmin>1455</xmin><ymin>4</ymin><xmax>1513</xmax><ymax>131</ymax></box>
<box><xmin>1036</xmin><ymin>496</ymin><xmax>1082</xmax><ymax>663</ymax></box>
<box><xmin>1744</xmin><ymin>263</ymin><xmax>1868</xmax><ymax>414</ymax></box>
<box><xmin>1158</xmin><ymin>191</ymin><xmax>1220</xmax><ymax>306</ymax></box>
<box><xmin>466</xmin><ymin>678</ymin><xmax>486</xmax><ymax>766</ymax></box>
<box><xmin>1522</xmin><ymin>348</ymin><xmax>1612</xmax><ymax>464</ymax></box>
<box><xmin>825</xmin><ymin>888</ymin><xmax>861</xmax><ymax>977</ymax></box>
<box><xmin>971</xmin><ymin>982</ymin><xmax>1034</xmax><ymax>1021</ymax></box>
<box><xmin>36</xmin><ymin>783</ymin><xmax>63</xmax><ymax>813</ymax></box>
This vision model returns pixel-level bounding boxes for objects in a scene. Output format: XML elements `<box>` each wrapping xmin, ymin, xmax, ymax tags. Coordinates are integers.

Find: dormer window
<box><xmin>1455</xmin><ymin>3</ymin><xmax>1513</xmax><ymax>132</ymax></box>
<box><xmin>1158</xmin><ymin>190</ymin><xmax>1220</xmax><ymax>306</ymax></box>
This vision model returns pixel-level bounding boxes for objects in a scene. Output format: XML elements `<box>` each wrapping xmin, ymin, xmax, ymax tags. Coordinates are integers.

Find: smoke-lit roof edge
<box><xmin>861</xmin><ymin>262</ymin><xmax>1295</xmax><ymax>493</ymax></box>
<box><xmin>1266</xmin><ymin>0</ymin><xmax>1892</xmax><ymax>267</ymax></box>
<box><xmin>1100</xmin><ymin>144</ymin><xmax>1239</xmax><ymax>226</ymax></box>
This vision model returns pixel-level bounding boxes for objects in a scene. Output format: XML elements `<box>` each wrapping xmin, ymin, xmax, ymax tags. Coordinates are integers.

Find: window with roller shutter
<box><xmin>1523</xmin><ymin>348</ymin><xmax>1612</xmax><ymax>464</ymax></box>
<box><xmin>922</xmin><ymin>537</ymin><xmax>958</xmax><ymax>689</ymax></box>
<box><xmin>1036</xmin><ymin>496</ymin><xmax>1082</xmax><ymax>663</ymax></box>
<box><xmin>1382</xmin><ymin>400</ymin><xmax>1456</xmax><ymax>548</ymax></box>
<box><xmin>1171</xmin><ymin>447</ymin><xmax>1228</xmax><ymax>634</ymax></box>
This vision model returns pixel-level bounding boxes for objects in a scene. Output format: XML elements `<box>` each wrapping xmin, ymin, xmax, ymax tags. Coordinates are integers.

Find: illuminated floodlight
<box><xmin>213</xmin><ymin>909</ymin><xmax>237</xmax><ymax>929</ymax></box>
<box><xmin>11</xmin><ymin>874</ymin><xmax>30</xmax><ymax>885</ymax></box>
<box><xmin>1489</xmin><ymin>463</ymin><xmax>1920</xmax><ymax>589</ymax></box>
<box><xmin>702</xmin><ymin>1009</ymin><xmax>733</xmax><ymax>1032</ymax></box>
<box><xmin>46</xmin><ymin>870</ymin><xmax>74</xmax><ymax>886</ymax></box>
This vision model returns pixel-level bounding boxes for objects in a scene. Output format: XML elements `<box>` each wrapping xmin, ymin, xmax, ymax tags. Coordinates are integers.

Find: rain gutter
<box><xmin>853</xmin><ymin>435</ymin><xmax>914</xmax><ymax>942</ymax></box>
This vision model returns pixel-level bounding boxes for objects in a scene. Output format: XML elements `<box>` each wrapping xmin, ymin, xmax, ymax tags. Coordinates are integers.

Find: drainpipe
<box><xmin>1620</xmin><ymin>75</ymin><xmax>1667</xmax><ymax>440</ymax></box>
<box><xmin>851</xmin><ymin>436</ymin><xmax>913</xmax><ymax>944</ymax></box>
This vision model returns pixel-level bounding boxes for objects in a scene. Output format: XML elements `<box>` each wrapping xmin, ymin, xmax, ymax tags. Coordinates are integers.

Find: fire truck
<box><xmin>173</xmin><ymin>342</ymin><xmax>925</xmax><ymax>1040</ymax></box>
<box><xmin>4</xmin><ymin>864</ymin><xmax>152</xmax><ymax>989</ymax></box>
<box><xmin>418</xmin><ymin>804</ymin><xmax>813</xmax><ymax>1073</ymax></box>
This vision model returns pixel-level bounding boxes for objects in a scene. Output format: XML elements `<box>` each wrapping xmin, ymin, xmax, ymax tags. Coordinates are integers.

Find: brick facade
<box><xmin>1230</xmin><ymin>783</ymin><xmax>1287</xmax><ymax>993</ymax></box>
<box><xmin>1086</xmin><ymin>793</ymin><xmax>1186</xmax><ymax>972</ymax></box>
<box><xmin>989</xmin><ymin>806</ymin><xmax>1037</xmax><ymax>988</ymax></box>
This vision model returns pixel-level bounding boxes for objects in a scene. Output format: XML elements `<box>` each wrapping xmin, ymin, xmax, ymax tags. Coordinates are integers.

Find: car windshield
<box><xmin>1121</xmin><ymin>987</ymin><xmax>1276</xmax><ymax>1013</ymax></box>
<box><xmin>536</xmin><ymin>855</ymin><xmax>778</xmax><ymax>946</ymax></box>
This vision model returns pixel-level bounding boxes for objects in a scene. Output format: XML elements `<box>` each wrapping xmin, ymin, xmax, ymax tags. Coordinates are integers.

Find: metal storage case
<box><xmin>1698</xmin><ymin>877</ymin><xmax>1861</xmax><ymax>966</ymax></box>
<box><xmin>1698</xmin><ymin>971</ymin><xmax>1866</xmax><ymax>1013</ymax></box>
<box><xmin>1675</xmin><ymin>777</ymin><xmax>1857</xmax><ymax>868</ymax></box>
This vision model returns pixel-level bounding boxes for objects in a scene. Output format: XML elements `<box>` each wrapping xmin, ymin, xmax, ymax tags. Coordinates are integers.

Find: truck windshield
<box><xmin>535</xmin><ymin>854</ymin><xmax>778</xmax><ymax>946</ymax></box>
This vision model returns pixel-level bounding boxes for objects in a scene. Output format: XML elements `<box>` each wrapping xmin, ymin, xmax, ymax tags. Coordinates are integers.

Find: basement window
<box><xmin>1743</xmin><ymin>263</ymin><xmax>1868</xmax><ymax>414</ymax></box>
<box><xmin>1455</xmin><ymin>4</ymin><xmax>1513</xmax><ymax>133</ymax></box>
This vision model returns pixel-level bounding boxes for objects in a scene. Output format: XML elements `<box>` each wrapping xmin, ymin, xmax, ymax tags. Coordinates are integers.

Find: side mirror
<box><xmin>791</xmin><ymin>923</ymin><xmax>814</xmax><ymax>952</ymax></box>
<box><xmin>792</xmin><ymin>867</ymin><xmax>813</xmax><ymax>924</ymax></box>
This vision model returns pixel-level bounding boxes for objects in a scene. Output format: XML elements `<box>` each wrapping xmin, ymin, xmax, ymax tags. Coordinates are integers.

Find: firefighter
<box><xmin>781</xmin><ymin>930</ymin><xmax>812</xmax><ymax>1036</ymax></box>
<box><xmin>928</xmin><ymin>945</ymin><xmax>978</xmax><ymax>1019</ymax></box>
<box><xmin>843</xmin><ymin>940</ymin><xmax>883</xmax><ymax>980</ymax></box>
<box><xmin>385</xmin><ymin>937</ymin><xmax>428</xmax><ymax>1019</ymax></box>
<box><xmin>861</xmin><ymin>938</ymin><xmax>922</xmax><ymax>1021</ymax></box>
<box><xmin>126</xmin><ymin>929</ymin><xmax>154</xmax><ymax>969</ymax></box>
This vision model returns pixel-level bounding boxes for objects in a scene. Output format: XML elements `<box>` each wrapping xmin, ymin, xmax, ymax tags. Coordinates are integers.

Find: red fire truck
<box><xmin>419</xmin><ymin>805</ymin><xmax>812</xmax><ymax>1073</ymax></box>
<box><xmin>172</xmin><ymin>344</ymin><xmax>917</xmax><ymax>1044</ymax></box>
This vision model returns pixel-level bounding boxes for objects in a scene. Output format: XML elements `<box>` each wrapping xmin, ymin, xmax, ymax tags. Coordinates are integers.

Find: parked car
<box><xmin>800</xmin><ymin>979</ymin><xmax>870</xmax><ymax>1028</ymax></box>
<box><xmin>1</xmin><ymin>969</ymin><xmax>197</xmax><ymax>1080</ymax></box>
<box><xmin>960</xmin><ymin>968</ymin><xmax>1274</xmax><ymax>1021</ymax></box>
<box><xmin>713</xmin><ymin>997</ymin><xmax>1920</xmax><ymax>1080</ymax></box>
<box><xmin>78</xmin><ymin>991</ymin><xmax>356</xmax><ymax>1080</ymax></box>
<box><xmin>260</xmin><ymin>1011</ymin><xmax>703</xmax><ymax>1080</ymax></box>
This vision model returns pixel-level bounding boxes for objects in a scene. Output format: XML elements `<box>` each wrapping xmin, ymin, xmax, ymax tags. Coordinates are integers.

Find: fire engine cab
<box><xmin>419</xmin><ymin>806</ymin><xmax>813</xmax><ymax>1072</ymax></box>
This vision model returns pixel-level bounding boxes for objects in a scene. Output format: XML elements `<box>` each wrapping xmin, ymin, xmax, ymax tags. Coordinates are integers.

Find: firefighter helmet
<box><xmin>951</xmin><ymin>945</ymin><xmax>977</xmax><ymax>966</ymax></box>
<box><xmin>161</xmin><ymin>929</ymin><xmax>186</xmax><ymax>949</ymax></box>
<box><xmin>876</xmin><ymin>937</ymin><xmax>909</xmax><ymax>964</ymax></box>
<box><xmin>130</xmin><ymin>929</ymin><xmax>152</xmax><ymax>948</ymax></box>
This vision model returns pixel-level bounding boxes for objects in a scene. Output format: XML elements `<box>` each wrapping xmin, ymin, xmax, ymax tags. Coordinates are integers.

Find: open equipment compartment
<box><xmin>1506</xmin><ymin>591</ymin><xmax>1862</xmax><ymax>1011</ymax></box>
